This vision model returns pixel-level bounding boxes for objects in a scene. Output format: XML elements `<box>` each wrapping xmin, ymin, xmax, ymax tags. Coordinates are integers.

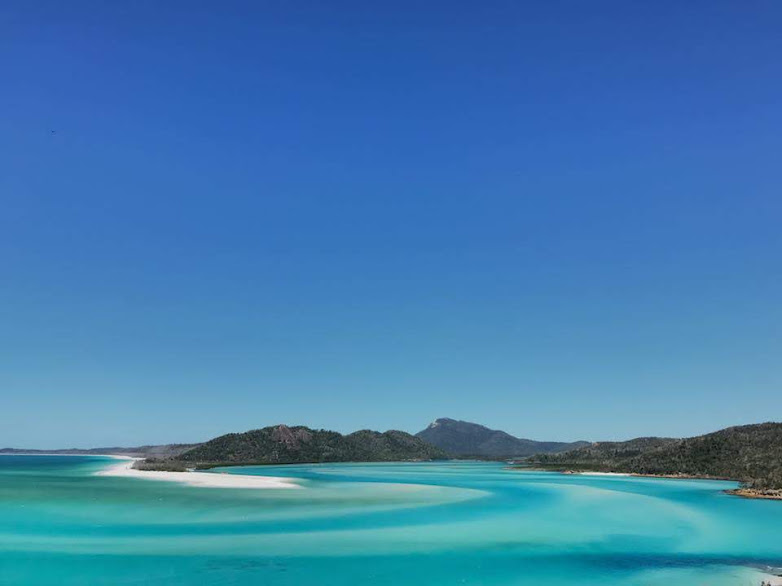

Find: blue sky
<box><xmin>1</xmin><ymin>1</ymin><xmax>780</xmax><ymax>448</ymax></box>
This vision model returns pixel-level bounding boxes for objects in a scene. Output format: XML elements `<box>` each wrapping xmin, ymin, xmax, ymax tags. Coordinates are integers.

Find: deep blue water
<box><xmin>1</xmin><ymin>456</ymin><xmax>780</xmax><ymax>585</ymax></box>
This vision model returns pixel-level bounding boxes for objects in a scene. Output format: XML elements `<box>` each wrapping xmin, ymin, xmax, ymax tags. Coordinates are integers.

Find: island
<box><xmin>133</xmin><ymin>424</ymin><xmax>448</xmax><ymax>471</ymax></box>
<box><xmin>521</xmin><ymin>422</ymin><xmax>782</xmax><ymax>500</ymax></box>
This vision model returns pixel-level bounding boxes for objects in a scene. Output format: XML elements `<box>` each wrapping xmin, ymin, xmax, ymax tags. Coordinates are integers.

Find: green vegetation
<box><xmin>133</xmin><ymin>459</ymin><xmax>191</xmax><ymax>472</ymax></box>
<box><xmin>527</xmin><ymin>423</ymin><xmax>782</xmax><ymax>489</ymax></box>
<box><xmin>416</xmin><ymin>418</ymin><xmax>588</xmax><ymax>458</ymax></box>
<box><xmin>164</xmin><ymin>425</ymin><xmax>447</xmax><ymax>467</ymax></box>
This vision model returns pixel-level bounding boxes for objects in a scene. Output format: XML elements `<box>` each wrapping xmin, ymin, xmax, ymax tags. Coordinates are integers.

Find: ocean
<box><xmin>1</xmin><ymin>455</ymin><xmax>780</xmax><ymax>585</ymax></box>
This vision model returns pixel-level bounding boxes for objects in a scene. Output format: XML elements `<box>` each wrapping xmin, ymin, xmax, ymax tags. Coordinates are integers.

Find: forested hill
<box><xmin>416</xmin><ymin>418</ymin><xmax>588</xmax><ymax>458</ymax></box>
<box><xmin>528</xmin><ymin>422</ymin><xmax>782</xmax><ymax>489</ymax></box>
<box><xmin>176</xmin><ymin>425</ymin><xmax>447</xmax><ymax>465</ymax></box>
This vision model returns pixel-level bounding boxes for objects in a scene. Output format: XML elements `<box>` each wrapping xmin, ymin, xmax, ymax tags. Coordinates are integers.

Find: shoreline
<box><xmin>519</xmin><ymin>467</ymin><xmax>738</xmax><ymax>483</ymax></box>
<box><xmin>0</xmin><ymin>452</ymin><xmax>135</xmax><ymax>457</ymax></box>
<box><xmin>726</xmin><ymin>488</ymin><xmax>782</xmax><ymax>501</ymax></box>
<box><xmin>518</xmin><ymin>467</ymin><xmax>782</xmax><ymax>502</ymax></box>
<box><xmin>560</xmin><ymin>471</ymin><xmax>631</xmax><ymax>477</ymax></box>
<box><xmin>758</xmin><ymin>572</ymin><xmax>782</xmax><ymax>586</ymax></box>
<box><xmin>95</xmin><ymin>457</ymin><xmax>301</xmax><ymax>489</ymax></box>
<box><xmin>556</xmin><ymin>470</ymin><xmax>782</xmax><ymax>500</ymax></box>
<box><xmin>570</xmin><ymin>472</ymin><xmax>782</xmax><ymax>501</ymax></box>
<box><xmin>561</xmin><ymin>470</ymin><xmax>735</xmax><ymax>482</ymax></box>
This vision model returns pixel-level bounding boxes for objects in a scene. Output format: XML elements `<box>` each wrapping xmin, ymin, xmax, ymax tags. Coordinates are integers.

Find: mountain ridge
<box><xmin>173</xmin><ymin>424</ymin><xmax>447</xmax><ymax>466</ymax></box>
<box><xmin>527</xmin><ymin>422</ymin><xmax>782</xmax><ymax>491</ymax></box>
<box><xmin>416</xmin><ymin>418</ymin><xmax>589</xmax><ymax>458</ymax></box>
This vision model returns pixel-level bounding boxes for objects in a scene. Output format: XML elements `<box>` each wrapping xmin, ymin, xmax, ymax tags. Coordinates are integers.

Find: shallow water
<box><xmin>1</xmin><ymin>456</ymin><xmax>780</xmax><ymax>585</ymax></box>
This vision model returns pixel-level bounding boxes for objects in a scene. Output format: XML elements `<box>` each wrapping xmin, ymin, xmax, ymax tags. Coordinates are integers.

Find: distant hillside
<box><xmin>529</xmin><ymin>422</ymin><xmax>782</xmax><ymax>489</ymax></box>
<box><xmin>0</xmin><ymin>444</ymin><xmax>199</xmax><ymax>458</ymax></box>
<box><xmin>176</xmin><ymin>425</ymin><xmax>447</xmax><ymax>465</ymax></box>
<box><xmin>416</xmin><ymin>418</ymin><xmax>588</xmax><ymax>458</ymax></box>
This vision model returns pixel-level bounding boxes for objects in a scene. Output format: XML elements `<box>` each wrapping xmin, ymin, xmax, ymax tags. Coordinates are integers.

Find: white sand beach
<box><xmin>95</xmin><ymin>457</ymin><xmax>301</xmax><ymax>489</ymax></box>
<box><xmin>758</xmin><ymin>572</ymin><xmax>782</xmax><ymax>586</ymax></box>
<box><xmin>562</xmin><ymin>471</ymin><xmax>631</xmax><ymax>477</ymax></box>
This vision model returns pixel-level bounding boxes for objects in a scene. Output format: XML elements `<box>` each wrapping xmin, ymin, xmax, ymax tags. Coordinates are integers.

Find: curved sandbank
<box><xmin>759</xmin><ymin>572</ymin><xmax>782</xmax><ymax>586</ymax></box>
<box><xmin>561</xmin><ymin>471</ymin><xmax>631</xmax><ymax>477</ymax></box>
<box><xmin>95</xmin><ymin>457</ymin><xmax>301</xmax><ymax>489</ymax></box>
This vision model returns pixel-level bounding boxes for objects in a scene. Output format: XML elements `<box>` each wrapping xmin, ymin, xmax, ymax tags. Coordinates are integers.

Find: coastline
<box><xmin>726</xmin><ymin>488</ymin><xmax>782</xmax><ymax>501</ymax></box>
<box><xmin>758</xmin><ymin>573</ymin><xmax>782</xmax><ymax>586</ymax></box>
<box><xmin>558</xmin><ymin>469</ymin><xmax>782</xmax><ymax>501</ymax></box>
<box><xmin>519</xmin><ymin>467</ymin><xmax>782</xmax><ymax>502</ymax></box>
<box><xmin>95</xmin><ymin>457</ymin><xmax>301</xmax><ymax>489</ymax></box>
<box><xmin>559</xmin><ymin>470</ymin><xmax>734</xmax><ymax>481</ymax></box>
<box><xmin>560</xmin><ymin>471</ymin><xmax>630</xmax><ymax>477</ymax></box>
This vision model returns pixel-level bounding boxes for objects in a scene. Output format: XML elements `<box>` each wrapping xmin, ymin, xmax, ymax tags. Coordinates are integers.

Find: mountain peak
<box><xmin>417</xmin><ymin>419</ymin><xmax>587</xmax><ymax>458</ymax></box>
<box><xmin>428</xmin><ymin>418</ymin><xmax>456</xmax><ymax>429</ymax></box>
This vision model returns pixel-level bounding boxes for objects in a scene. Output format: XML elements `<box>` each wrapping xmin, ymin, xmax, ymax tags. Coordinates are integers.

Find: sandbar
<box><xmin>95</xmin><ymin>457</ymin><xmax>301</xmax><ymax>489</ymax></box>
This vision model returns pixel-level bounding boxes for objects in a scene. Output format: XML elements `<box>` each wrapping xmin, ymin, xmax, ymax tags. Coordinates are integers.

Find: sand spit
<box><xmin>95</xmin><ymin>457</ymin><xmax>301</xmax><ymax>489</ymax></box>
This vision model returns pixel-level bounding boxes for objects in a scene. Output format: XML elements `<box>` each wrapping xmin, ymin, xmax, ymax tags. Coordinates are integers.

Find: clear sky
<box><xmin>2</xmin><ymin>1</ymin><xmax>780</xmax><ymax>448</ymax></box>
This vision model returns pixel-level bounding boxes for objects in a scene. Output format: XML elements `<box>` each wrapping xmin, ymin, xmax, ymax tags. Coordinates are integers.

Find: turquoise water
<box><xmin>1</xmin><ymin>456</ymin><xmax>781</xmax><ymax>585</ymax></box>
